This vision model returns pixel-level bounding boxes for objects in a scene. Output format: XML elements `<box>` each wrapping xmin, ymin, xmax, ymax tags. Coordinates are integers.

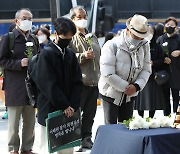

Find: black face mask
<box><xmin>58</xmin><ymin>37</ymin><xmax>72</xmax><ymax>49</ymax></box>
<box><xmin>165</xmin><ymin>26</ymin><xmax>175</xmax><ymax>34</ymax></box>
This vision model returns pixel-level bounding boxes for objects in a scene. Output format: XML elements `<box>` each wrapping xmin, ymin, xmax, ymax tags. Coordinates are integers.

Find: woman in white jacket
<box><xmin>98</xmin><ymin>14</ymin><xmax>152</xmax><ymax>124</ymax></box>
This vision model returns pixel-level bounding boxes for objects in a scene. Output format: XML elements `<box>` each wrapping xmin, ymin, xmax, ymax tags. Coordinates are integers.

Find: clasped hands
<box><xmin>124</xmin><ymin>84</ymin><xmax>137</xmax><ymax>96</ymax></box>
<box><xmin>64</xmin><ymin>106</ymin><xmax>74</xmax><ymax>118</ymax></box>
<box><xmin>164</xmin><ymin>50</ymin><xmax>180</xmax><ymax>64</ymax></box>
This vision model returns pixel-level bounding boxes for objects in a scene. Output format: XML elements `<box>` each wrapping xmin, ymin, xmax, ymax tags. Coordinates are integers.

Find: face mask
<box><xmin>74</xmin><ymin>19</ymin><xmax>87</xmax><ymax>28</ymax></box>
<box><xmin>128</xmin><ymin>34</ymin><xmax>143</xmax><ymax>46</ymax></box>
<box><xmin>165</xmin><ymin>26</ymin><xmax>175</xmax><ymax>34</ymax></box>
<box><xmin>18</xmin><ymin>20</ymin><xmax>32</xmax><ymax>31</ymax></box>
<box><xmin>58</xmin><ymin>37</ymin><xmax>72</xmax><ymax>49</ymax></box>
<box><xmin>38</xmin><ymin>35</ymin><xmax>47</xmax><ymax>43</ymax></box>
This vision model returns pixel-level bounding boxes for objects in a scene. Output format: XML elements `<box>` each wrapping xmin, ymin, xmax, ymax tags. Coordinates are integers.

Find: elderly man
<box><xmin>69</xmin><ymin>6</ymin><xmax>101</xmax><ymax>150</ymax></box>
<box><xmin>98</xmin><ymin>14</ymin><xmax>152</xmax><ymax>124</ymax></box>
<box><xmin>0</xmin><ymin>8</ymin><xmax>38</xmax><ymax>154</ymax></box>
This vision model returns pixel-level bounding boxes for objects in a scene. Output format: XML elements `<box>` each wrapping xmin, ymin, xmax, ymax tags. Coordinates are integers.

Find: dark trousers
<box><xmin>138</xmin><ymin>110</ymin><xmax>155</xmax><ymax>118</ymax></box>
<box><xmin>163</xmin><ymin>85</ymin><xmax>179</xmax><ymax>115</ymax></box>
<box><xmin>102</xmin><ymin>98</ymin><xmax>134</xmax><ymax>124</ymax></box>
<box><xmin>80</xmin><ymin>85</ymin><xmax>98</xmax><ymax>139</ymax></box>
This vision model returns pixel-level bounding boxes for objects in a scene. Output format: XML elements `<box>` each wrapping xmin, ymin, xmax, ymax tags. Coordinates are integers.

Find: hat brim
<box><xmin>126</xmin><ymin>17</ymin><xmax>151</xmax><ymax>39</ymax></box>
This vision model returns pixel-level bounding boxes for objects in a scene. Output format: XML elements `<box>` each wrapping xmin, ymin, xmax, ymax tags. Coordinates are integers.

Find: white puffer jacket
<box><xmin>98</xmin><ymin>30</ymin><xmax>152</xmax><ymax>106</ymax></box>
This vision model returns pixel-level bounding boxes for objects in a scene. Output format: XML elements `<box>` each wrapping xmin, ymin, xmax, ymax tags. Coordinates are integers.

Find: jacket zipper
<box><xmin>118</xmin><ymin>54</ymin><xmax>133</xmax><ymax>105</ymax></box>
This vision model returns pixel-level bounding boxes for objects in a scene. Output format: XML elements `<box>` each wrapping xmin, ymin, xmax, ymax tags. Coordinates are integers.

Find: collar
<box><xmin>14</xmin><ymin>27</ymin><xmax>30</xmax><ymax>40</ymax></box>
<box><xmin>77</xmin><ymin>29</ymin><xmax>89</xmax><ymax>37</ymax></box>
<box><xmin>12</xmin><ymin>28</ymin><xmax>21</xmax><ymax>39</ymax></box>
<box><xmin>52</xmin><ymin>42</ymin><xmax>65</xmax><ymax>56</ymax></box>
<box><xmin>164</xmin><ymin>33</ymin><xmax>178</xmax><ymax>39</ymax></box>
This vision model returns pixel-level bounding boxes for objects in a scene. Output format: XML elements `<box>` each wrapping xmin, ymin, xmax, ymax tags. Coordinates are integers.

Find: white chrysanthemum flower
<box><xmin>26</xmin><ymin>42</ymin><xmax>33</xmax><ymax>47</ymax></box>
<box><xmin>162</xmin><ymin>116</ymin><xmax>173</xmax><ymax>127</ymax></box>
<box><xmin>129</xmin><ymin>116</ymin><xmax>144</xmax><ymax>129</ymax></box>
<box><xmin>125</xmin><ymin>115</ymin><xmax>174</xmax><ymax>130</ymax></box>
<box><xmin>142</xmin><ymin>122</ymin><xmax>150</xmax><ymax>129</ymax></box>
<box><xmin>155</xmin><ymin>116</ymin><xmax>166</xmax><ymax>127</ymax></box>
<box><xmin>156</xmin><ymin>116</ymin><xmax>172</xmax><ymax>127</ymax></box>
<box><xmin>85</xmin><ymin>33</ymin><xmax>93</xmax><ymax>39</ymax></box>
<box><xmin>162</xmin><ymin>42</ymin><xmax>168</xmax><ymax>47</ymax></box>
<box><xmin>129</xmin><ymin>120</ymin><xmax>140</xmax><ymax>130</ymax></box>
<box><xmin>135</xmin><ymin>116</ymin><xmax>146</xmax><ymax>128</ymax></box>
<box><xmin>149</xmin><ymin>119</ymin><xmax>160</xmax><ymax>128</ymax></box>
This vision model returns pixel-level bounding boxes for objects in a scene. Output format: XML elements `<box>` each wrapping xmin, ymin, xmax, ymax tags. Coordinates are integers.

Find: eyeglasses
<box><xmin>19</xmin><ymin>16</ymin><xmax>32</xmax><ymax>21</ymax></box>
<box><xmin>74</xmin><ymin>16</ymin><xmax>87</xmax><ymax>20</ymax></box>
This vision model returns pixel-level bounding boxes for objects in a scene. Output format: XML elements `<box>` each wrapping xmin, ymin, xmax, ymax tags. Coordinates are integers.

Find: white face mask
<box><xmin>74</xmin><ymin>19</ymin><xmax>87</xmax><ymax>28</ymax></box>
<box><xmin>18</xmin><ymin>20</ymin><xmax>32</xmax><ymax>32</ymax></box>
<box><xmin>38</xmin><ymin>35</ymin><xmax>47</xmax><ymax>43</ymax></box>
<box><xmin>128</xmin><ymin>34</ymin><xmax>143</xmax><ymax>46</ymax></box>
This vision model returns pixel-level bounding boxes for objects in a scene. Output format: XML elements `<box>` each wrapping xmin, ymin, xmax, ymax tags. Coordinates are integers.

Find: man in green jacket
<box><xmin>69</xmin><ymin>6</ymin><xmax>101</xmax><ymax>150</ymax></box>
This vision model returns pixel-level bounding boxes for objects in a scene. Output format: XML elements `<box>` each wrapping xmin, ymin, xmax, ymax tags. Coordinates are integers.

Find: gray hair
<box><xmin>15</xmin><ymin>8</ymin><xmax>32</xmax><ymax>19</ymax></box>
<box><xmin>69</xmin><ymin>5</ymin><xmax>87</xmax><ymax>19</ymax></box>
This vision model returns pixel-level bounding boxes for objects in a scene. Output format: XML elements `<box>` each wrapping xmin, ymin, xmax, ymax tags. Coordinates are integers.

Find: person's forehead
<box><xmin>37</xmin><ymin>30</ymin><xmax>44</xmax><ymax>35</ymax></box>
<box><xmin>75</xmin><ymin>9</ymin><xmax>86</xmax><ymax>16</ymax></box>
<box><xmin>166</xmin><ymin>20</ymin><xmax>176</xmax><ymax>26</ymax></box>
<box><xmin>19</xmin><ymin>10</ymin><xmax>32</xmax><ymax>18</ymax></box>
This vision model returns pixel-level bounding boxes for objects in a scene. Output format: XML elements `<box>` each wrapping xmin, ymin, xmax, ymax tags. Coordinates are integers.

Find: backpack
<box><xmin>0</xmin><ymin>32</ymin><xmax>15</xmax><ymax>77</ymax></box>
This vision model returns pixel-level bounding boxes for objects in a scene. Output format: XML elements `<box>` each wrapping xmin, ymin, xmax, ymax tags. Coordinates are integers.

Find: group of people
<box><xmin>0</xmin><ymin>6</ymin><xmax>100</xmax><ymax>154</ymax></box>
<box><xmin>0</xmin><ymin>6</ymin><xmax>179</xmax><ymax>154</ymax></box>
<box><xmin>135</xmin><ymin>17</ymin><xmax>180</xmax><ymax>118</ymax></box>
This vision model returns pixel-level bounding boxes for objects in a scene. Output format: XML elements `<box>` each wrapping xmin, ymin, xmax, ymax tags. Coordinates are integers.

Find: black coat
<box><xmin>135</xmin><ymin>39</ymin><xmax>165</xmax><ymax>110</ymax></box>
<box><xmin>0</xmin><ymin>28</ymin><xmax>38</xmax><ymax>106</ymax></box>
<box><xmin>157</xmin><ymin>33</ymin><xmax>180</xmax><ymax>89</ymax></box>
<box><xmin>150</xmin><ymin>39</ymin><xmax>165</xmax><ymax>74</ymax></box>
<box><xmin>31</xmin><ymin>43</ymin><xmax>83</xmax><ymax>126</ymax></box>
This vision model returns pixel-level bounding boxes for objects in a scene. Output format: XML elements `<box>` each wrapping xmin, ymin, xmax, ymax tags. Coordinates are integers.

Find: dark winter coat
<box><xmin>31</xmin><ymin>43</ymin><xmax>83</xmax><ymax>126</ymax></box>
<box><xmin>157</xmin><ymin>33</ymin><xmax>180</xmax><ymax>89</ymax></box>
<box><xmin>0</xmin><ymin>28</ymin><xmax>38</xmax><ymax>106</ymax></box>
<box><xmin>135</xmin><ymin>39</ymin><xmax>165</xmax><ymax>110</ymax></box>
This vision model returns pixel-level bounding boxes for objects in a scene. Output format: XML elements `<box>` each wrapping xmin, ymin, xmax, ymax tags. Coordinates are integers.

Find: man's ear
<box><xmin>14</xmin><ymin>19</ymin><xmax>18</xmax><ymax>24</ymax></box>
<box><xmin>54</xmin><ymin>30</ymin><xmax>59</xmax><ymax>44</ymax></box>
<box><xmin>54</xmin><ymin>30</ymin><xmax>57</xmax><ymax>35</ymax></box>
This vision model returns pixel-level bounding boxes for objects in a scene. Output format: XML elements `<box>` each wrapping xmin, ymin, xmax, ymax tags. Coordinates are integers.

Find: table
<box><xmin>91</xmin><ymin>124</ymin><xmax>180</xmax><ymax>154</ymax></box>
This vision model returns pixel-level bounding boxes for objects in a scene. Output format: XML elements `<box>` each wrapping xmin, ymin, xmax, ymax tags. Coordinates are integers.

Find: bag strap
<box><xmin>8</xmin><ymin>32</ymin><xmax>15</xmax><ymax>51</ymax></box>
<box><xmin>30</xmin><ymin>33</ymin><xmax>39</xmax><ymax>53</ymax></box>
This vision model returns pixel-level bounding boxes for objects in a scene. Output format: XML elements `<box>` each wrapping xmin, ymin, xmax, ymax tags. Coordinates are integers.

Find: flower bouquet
<box><xmin>25</xmin><ymin>42</ymin><xmax>33</xmax><ymax>59</ymax></box>
<box><xmin>122</xmin><ymin>115</ymin><xmax>173</xmax><ymax>130</ymax></box>
<box><xmin>85</xmin><ymin>33</ymin><xmax>96</xmax><ymax>71</ymax></box>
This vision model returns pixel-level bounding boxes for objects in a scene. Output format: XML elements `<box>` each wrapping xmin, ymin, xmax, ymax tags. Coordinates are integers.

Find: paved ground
<box><xmin>0</xmin><ymin>100</ymin><xmax>174</xmax><ymax>154</ymax></box>
<box><xmin>0</xmin><ymin>102</ymin><xmax>104</xmax><ymax>154</ymax></box>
